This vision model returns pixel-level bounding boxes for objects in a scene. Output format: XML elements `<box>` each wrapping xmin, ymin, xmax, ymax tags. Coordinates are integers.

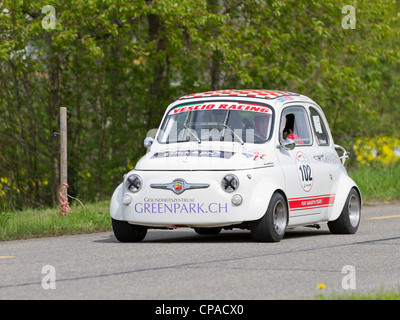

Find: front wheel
<box><xmin>328</xmin><ymin>188</ymin><xmax>361</xmax><ymax>234</ymax></box>
<box><xmin>112</xmin><ymin>218</ymin><xmax>147</xmax><ymax>242</ymax></box>
<box><xmin>250</xmin><ymin>193</ymin><xmax>288</xmax><ymax>242</ymax></box>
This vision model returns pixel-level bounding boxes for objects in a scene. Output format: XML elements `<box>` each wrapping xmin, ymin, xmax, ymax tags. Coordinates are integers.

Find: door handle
<box><xmin>314</xmin><ymin>154</ymin><xmax>324</xmax><ymax>161</ymax></box>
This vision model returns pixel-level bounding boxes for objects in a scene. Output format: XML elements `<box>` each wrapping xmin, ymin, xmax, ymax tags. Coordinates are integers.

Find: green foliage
<box><xmin>0</xmin><ymin>0</ymin><xmax>399</xmax><ymax>211</ymax></box>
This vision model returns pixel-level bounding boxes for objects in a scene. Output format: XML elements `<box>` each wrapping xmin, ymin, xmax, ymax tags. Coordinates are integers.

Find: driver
<box><xmin>282</xmin><ymin>114</ymin><xmax>303</xmax><ymax>144</ymax></box>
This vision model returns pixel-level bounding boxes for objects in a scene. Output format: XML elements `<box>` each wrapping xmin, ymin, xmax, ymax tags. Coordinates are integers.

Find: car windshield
<box><xmin>157</xmin><ymin>101</ymin><xmax>274</xmax><ymax>144</ymax></box>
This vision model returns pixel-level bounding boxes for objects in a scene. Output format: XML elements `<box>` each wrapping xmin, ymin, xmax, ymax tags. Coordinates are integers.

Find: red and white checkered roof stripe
<box><xmin>179</xmin><ymin>89</ymin><xmax>299</xmax><ymax>100</ymax></box>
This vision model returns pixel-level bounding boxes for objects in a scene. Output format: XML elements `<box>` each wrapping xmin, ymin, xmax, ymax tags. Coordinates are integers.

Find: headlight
<box><xmin>126</xmin><ymin>174</ymin><xmax>142</xmax><ymax>193</ymax></box>
<box><xmin>221</xmin><ymin>174</ymin><xmax>239</xmax><ymax>193</ymax></box>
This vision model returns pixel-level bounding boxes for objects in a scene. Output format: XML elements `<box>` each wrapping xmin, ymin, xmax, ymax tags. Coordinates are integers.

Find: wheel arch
<box><xmin>329</xmin><ymin>174</ymin><xmax>362</xmax><ymax>222</ymax></box>
<box><xmin>244</xmin><ymin>172</ymin><xmax>286</xmax><ymax>222</ymax></box>
<box><xmin>110</xmin><ymin>183</ymin><xmax>124</xmax><ymax>220</ymax></box>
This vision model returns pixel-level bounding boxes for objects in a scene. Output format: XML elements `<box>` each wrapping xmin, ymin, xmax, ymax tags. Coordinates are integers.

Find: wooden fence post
<box><xmin>60</xmin><ymin>107</ymin><xmax>68</xmax><ymax>200</ymax></box>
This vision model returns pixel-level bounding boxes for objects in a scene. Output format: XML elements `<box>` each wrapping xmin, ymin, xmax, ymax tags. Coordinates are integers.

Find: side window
<box><xmin>280</xmin><ymin>106</ymin><xmax>312</xmax><ymax>145</ymax></box>
<box><xmin>309</xmin><ymin>107</ymin><xmax>329</xmax><ymax>146</ymax></box>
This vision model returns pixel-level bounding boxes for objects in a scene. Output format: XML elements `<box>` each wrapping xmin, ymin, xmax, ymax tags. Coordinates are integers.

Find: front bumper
<box><xmin>110</xmin><ymin>170</ymin><xmax>271</xmax><ymax>228</ymax></box>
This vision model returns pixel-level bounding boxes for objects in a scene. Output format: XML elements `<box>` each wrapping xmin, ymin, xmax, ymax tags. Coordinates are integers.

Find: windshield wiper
<box><xmin>218</xmin><ymin>122</ymin><xmax>245</xmax><ymax>145</ymax></box>
<box><xmin>183</xmin><ymin>124</ymin><xmax>201</xmax><ymax>144</ymax></box>
<box><xmin>198</xmin><ymin>122</ymin><xmax>244</xmax><ymax>145</ymax></box>
<box><xmin>184</xmin><ymin>121</ymin><xmax>245</xmax><ymax>145</ymax></box>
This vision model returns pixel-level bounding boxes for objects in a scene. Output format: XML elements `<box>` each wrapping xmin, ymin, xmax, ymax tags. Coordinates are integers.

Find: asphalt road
<box><xmin>1</xmin><ymin>202</ymin><xmax>400</xmax><ymax>300</ymax></box>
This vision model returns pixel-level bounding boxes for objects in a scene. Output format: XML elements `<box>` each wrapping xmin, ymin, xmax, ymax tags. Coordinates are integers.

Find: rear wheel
<box><xmin>328</xmin><ymin>188</ymin><xmax>361</xmax><ymax>234</ymax></box>
<box><xmin>112</xmin><ymin>218</ymin><xmax>147</xmax><ymax>242</ymax></box>
<box><xmin>250</xmin><ymin>193</ymin><xmax>288</xmax><ymax>242</ymax></box>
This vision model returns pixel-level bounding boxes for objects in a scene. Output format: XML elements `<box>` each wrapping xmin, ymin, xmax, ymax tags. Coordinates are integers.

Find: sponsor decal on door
<box><xmin>288</xmin><ymin>194</ymin><xmax>335</xmax><ymax>211</ymax></box>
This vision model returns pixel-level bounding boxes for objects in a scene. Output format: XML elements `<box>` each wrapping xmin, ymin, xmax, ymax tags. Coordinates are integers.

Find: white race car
<box><xmin>110</xmin><ymin>90</ymin><xmax>361</xmax><ymax>242</ymax></box>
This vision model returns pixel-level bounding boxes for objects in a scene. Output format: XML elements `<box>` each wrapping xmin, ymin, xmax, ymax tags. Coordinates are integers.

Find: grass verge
<box><xmin>348</xmin><ymin>164</ymin><xmax>400</xmax><ymax>203</ymax></box>
<box><xmin>0</xmin><ymin>200</ymin><xmax>111</xmax><ymax>241</ymax></box>
<box><xmin>317</xmin><ymin>287</ymin><xmax>400</xmax><ymax>300</ymax></box>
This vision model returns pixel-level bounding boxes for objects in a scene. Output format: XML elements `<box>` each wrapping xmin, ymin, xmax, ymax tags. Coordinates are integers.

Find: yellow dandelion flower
<box><xmin>317</xmin><ymin>283</ymin><xmax>326</xmax><ymax>290</ymax></box>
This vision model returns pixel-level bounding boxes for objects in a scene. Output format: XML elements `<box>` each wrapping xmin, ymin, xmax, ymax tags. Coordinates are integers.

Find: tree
<box><xmin>0</xmin><ymin>0</ymin><xmax>398</xmax><ymax>210</ymax></box>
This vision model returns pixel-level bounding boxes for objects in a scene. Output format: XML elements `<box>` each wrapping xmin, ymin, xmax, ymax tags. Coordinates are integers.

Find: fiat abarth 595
<box><xmin>110</xmin><ymin>89</ymin><xmax>361</xmax><ymax>242</ymax></box>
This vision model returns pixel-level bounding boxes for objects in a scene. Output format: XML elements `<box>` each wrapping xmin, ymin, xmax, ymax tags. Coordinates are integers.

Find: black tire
<box><xmin>328</xmin><ymin>188</ymin><xmax>361</xmax><ymax>234</ymax></box>
<box><xmin>194</xmin><ymin>227</ymin><xmax>222</xmax><ymax>235</ymax></box>
<box><xmin>250</xmin><ymin>192</ymin><xmax>288</xmax><ymax>242</ymax></box>
<box><xmin>112</xmin><ymin>218</ymin><xmax>147</xmax><ymax>242</ymax></box>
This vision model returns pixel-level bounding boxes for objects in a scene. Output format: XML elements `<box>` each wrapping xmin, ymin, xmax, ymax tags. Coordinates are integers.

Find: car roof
<box><xmin>179</xmin><ymin>89</ymin><xmax>299</xmax><ymax>100</ymax></box>
<box><xmin>173</xmin><ymin>89</ymin><xmax>317</xmax><ymax>109</ymax></box>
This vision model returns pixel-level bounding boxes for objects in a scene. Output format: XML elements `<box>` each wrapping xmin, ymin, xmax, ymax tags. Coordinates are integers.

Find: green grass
<box><xmin>0</xmin><ymin>200</ymin><xmax>111</xmax><ymax>241</ymax></box>
<box><xmin>317</xmin><ymin>287</ymin><xmax>400</xmax><ymax>300</ymax></box>
<box><xmin>348</xmin><ymin>164</ymin><xmax>400</xmax><ymax>203</ymax></box>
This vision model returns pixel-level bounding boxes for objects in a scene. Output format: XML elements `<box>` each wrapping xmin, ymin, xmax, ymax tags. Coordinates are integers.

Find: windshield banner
<box><xmin>171</xmin><ymin>102</ymin><xmax>271</xmax><ymax>115</ymax></box>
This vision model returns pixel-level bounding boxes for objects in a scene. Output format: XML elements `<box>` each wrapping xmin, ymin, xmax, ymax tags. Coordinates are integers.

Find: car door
<box><xmin>276</xmin><ymin>105</ymin><xmax>331</xmax><ymax>218</ymax></box>
<box><xmin>308</xmin><ymin>105</ymin><xmax>341</xmax><ymax>217</ymax></box>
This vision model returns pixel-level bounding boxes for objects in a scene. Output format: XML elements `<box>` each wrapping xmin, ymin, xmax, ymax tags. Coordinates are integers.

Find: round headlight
<box><xmin>221</xmin><ymin>174</ymin><xmax>239</xmax><ymax>193</ymax></box>
<box><xmin>126</xmin><ymin>174</ymin><xmax>142</xmax><ymax>193</ymax></box>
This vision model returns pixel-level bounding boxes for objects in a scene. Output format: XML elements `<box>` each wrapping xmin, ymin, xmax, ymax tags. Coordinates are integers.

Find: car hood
<box><xmin>134</xmin><ymin>144</ymin><xmax>275</xmax><ymax>171</ymax></box>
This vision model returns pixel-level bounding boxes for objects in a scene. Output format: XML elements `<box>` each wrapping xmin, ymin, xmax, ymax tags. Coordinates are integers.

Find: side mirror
<box><xmin>334</xmin><ymin>144</ymin><xmax>349</xmax><ymax>165</ymax></box>
<box><xmin>144</xmin><ymin>137</ymin><xmax>154</xmax><ymax>149</ymax></box>
<box><xmin>279</xmin><ymin>138</ymin><xmax>296</xmax><ymax>151</ymax></box>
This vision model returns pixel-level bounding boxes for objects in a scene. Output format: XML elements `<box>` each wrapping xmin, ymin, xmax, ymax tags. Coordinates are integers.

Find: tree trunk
<box><xmin>146</xmin><ymin>2</ymin><xmax>169</xmax><ymax>130</ymax></box>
